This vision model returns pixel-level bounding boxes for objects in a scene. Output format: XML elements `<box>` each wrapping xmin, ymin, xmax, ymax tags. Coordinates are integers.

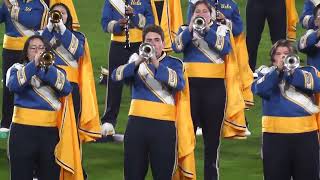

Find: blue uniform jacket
<box><xmin>0</xmin><ymin>0</ymin><xmax>47</xmax><ymax>37</ymax></box>
<box><xmin>187</xmin><ymin>0</ymin><xmax>243</xmax><ymax>36</ymax></box>
<box><xmin>252</xmin><ymin>66</ymin><xmax>320</xmax><ymax>117</ymax></box>
<box><xmin>7</xmin><ymin>61</ymin><xmax>72</xmax><ymax>111</ymax></box>
<box><xmin>41</xmin><ymin>27</ymin><xmax>85</xmax><ymax>66</ymax></box>
<box><xmin>298</xmin><ymin>29</ymin><xmax>320</xmax><ymax>70</ymax></box>
<box><xmin>300</xmin><ymin>0</ymin><xmax>316</xmax><ymax>29</ymax></box>
<box><xmin>111</xmin><ymin>53</ymin><xmax>184</xmax><ymax>104</ymax></box>
<box><xmin>172</xmin><ymin>23</ymin><xmax>231</xmax><ymax>63</ymax></box>
<box><xmin>101</xmin><ymin>0</ymin><xmax>154</xmax><ymax>35</ymax></box>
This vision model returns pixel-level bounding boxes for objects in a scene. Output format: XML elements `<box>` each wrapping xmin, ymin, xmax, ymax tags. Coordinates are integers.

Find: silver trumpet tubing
<box><xmin>284</xmin><ymin>54</ymin><xmax>300</xmax><ymax>71</ymax></box>
<box><xmin>139</xmin><ymin>43</ymin><xmax>155</xmax><ymax>60</ymax></box>
<box><xmin>193</xmin><ymin>16</ymin><xmax>206</xmax><ymax>34</ymax></box>
<box><xmin>39</xmin><ymin>51</ymin><xmax>55</xmax><ymax>69</ymax></box>
<box><xmin>50</xmin><ymin>10</ymin><xmax>62</xmax><ymax>23</ymax></box>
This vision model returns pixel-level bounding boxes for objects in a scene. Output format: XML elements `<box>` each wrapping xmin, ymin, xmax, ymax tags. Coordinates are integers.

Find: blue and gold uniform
<box><xmin>173</xmin><ymin>22</ymin><xmax>231</xmax><ymax>180</ymax></box>
<box><xmin>252</xmin><ymin>66</ymin><xmax>320</xmax><ymax>180</ymax></box>
<box><xmin>187</xmin><ymin>0</ymin><xmax>243</xmax><ymax>37</ymax></box>
<box><xmin>300</xmin><ymin>0</ymin><xmax>318</xmax><ymax>29</ymax></box>
<box><xmin>112</xmin><ymin>53</ymin><xmax>184</xmax><ymax>180</ymax></box>
<box><xmin>6</xmin><ymin>61</ymin><xmax>72</xmax><ymax>180</ymax></box>
<box><xmin>0</xmin><ymin>0</ymin><xmax>49</xmax><ymax>129</ymax></box>
<box><xmin>100</xmin><ymin>0</ymin><xmax>155</xmax><ymax>129</ymax></box>
<box><xmin>42</xmin><ymin>25</ymin><xmax>85</xmax><ymax>122</ymax></box>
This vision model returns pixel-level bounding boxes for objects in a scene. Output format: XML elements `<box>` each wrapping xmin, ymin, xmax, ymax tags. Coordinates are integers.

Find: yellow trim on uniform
<box><xmin>3</xmin><ymin>35</ymin><xmax>28</xmax><ymax>50</ymax></box>
<box><xmin>262</xmin><ymin>115</ymin><xmax>318</xmax><ymax>133</ymax></box>
<box><xmin>13</xmin><ymin>106</ymin><xmax>58</xmax><ymax>127</ymax></box>
<box><xmin>185</xmin><ymin>62</ymin><xmax>225</xmax><ymax>78</ymax></box>
<box><xmin>111</xmin><ymin>28</ymin><xmax>143</xmax><ymax>43</ymax></box>
<box><xmin>57</xmin><ymin>65</ymin><xmax>79</xmax><ymax>83</ymax></box>
<box><xmin>129</xmin><ymin>99</ymin><xmax>176</xmax><ymax>121</ymax></box>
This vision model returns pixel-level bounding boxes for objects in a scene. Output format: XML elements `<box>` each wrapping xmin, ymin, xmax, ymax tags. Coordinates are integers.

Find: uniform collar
<box><xmin>158</xmin><ymin>52</ymin><xmax>166</xmax><ymax>62</ymax></box>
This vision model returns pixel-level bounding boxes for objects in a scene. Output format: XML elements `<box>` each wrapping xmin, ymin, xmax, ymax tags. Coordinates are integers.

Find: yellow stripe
<box><xmin>13</xmin><ymin>106</ymin><xmax>58</xmax><ymax>127</ymax></box>
<box><xmin>262</xmin><ymin>115</ymin><xmax>318</xmax><ymax>133</ymax></box>
<box><xmin>3</xmin><ymin>35</ymin><xmax>28</xmax><ymax>50</ymax></box>
<box><xmin>185</xmin><ymin>62</ymin><xmax>225</xmax><ymax>78</ymax></box>
<box><xmin>111</xmin><ymin>28</ymin><xmax>143</xmax><ymax>43</ymax></box>
<box><xmin>129</xmin><ymin>99</ymin><xmax>176</xmax><ymax>121</ymax></box>
<box><xmin>57</xmin><ymin>65</ymin><xmax>79</xmax><ymax>83</ymax></box>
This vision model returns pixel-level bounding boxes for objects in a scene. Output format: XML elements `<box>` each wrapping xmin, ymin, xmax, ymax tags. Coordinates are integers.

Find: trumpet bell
<box><xmin>139</xmin><ymin>43</ymin><xmax>155</xmax><ymax>59</ymax></box>
<box><xmin>39</xmin><ymin>51</ymin><xmax>55</xmax><ymax>68</ymax></box>
<box><xmin>284</xmin><ymin>54</ymin><xmax>300</xmax><ymax>71</ymax></box>
<box><xmin>193</xmin><ymin>16</ymin><xmax>206</xmax><ymax>33</ymax></box>
<box><xmin>50</xmin><ymin>10</ymin><xmax>62</xmax><ymax>23</ymax></box>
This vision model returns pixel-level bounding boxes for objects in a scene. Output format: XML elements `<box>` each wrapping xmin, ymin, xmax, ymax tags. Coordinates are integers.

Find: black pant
<box><xmin>263</xmin><ymin>131</ymin><xmax>320</xmax><ymax>180</ymax></box>
<box><xmin>124</xmin><ymin>116</ymin><xmax>176</xmax><ymax>180</ymax></box>
<box><xmin>1</xmin><ymin>49</ymin><xmax>23</xmax><ymax>128</ymax></box>
<box><xmin>246</xmin><ymin>0</ymin><xmax>286</xmax><ymax>71</ymax></box>
<box><xmin>71</xmin><ymin>82</ymin><xmax>81</xmax><ymax>124</ymax></box>
<box><xmin>101</xmin><ymin>41</ymin><xmax>140</xmax><ymax>126</ymax></box>
<box><xmin>8</xmin><ymin>123</ymin><xmax>60</xmax><ymax>180</ymax></box>
<box><xmin>189</xmin><ymin>78</ymin><xmax>226</xmax><ymax>180</ymax></box>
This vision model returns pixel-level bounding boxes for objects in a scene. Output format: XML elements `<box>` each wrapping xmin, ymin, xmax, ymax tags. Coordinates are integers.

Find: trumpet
<box><xmin>284</xmin><ymin>54</ymin><xmax>300</xmax><ymax>71</ymax></box>
<box><xmin>139</xmin><ymin>43</ymin><xmax>155</xmax><ymax>60</ymax></box>
<box><xmin>39</xmin><ymin>51</ymin><xmax>55</xmax><ymax>69</ymax></box>
<box><xmin>50</xmin><ymin>10</ymin><xmax>62</xmax><ymax>23</ymax></box>
<box><xmin>193</xmin><ymin>16</ymin><xmax>206</xmax><ymax>34</ymax></box>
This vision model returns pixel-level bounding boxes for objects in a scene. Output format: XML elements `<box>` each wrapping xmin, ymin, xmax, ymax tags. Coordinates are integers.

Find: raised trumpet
<box><xmin>193</xmin><ymin>16</ymin><xmax>206</xmax><ymax>34</ymax></box>
<box><xmin>39</xmin><ymin>51</ymin><xmax>55</xmax><ymax>69</ymax></box>
<box><xmin>139</xmin><ymin>43</ymin><xmax>155</xmax><ymax>60</ymax></box>
<box><xmin>50</xmin><ymin>10</ymin><xmax>62</xmax><ymax>23</ymax></box>
<box><xmin>284</xmin><ymin>54</ymin><xmax>300</xmax><ymax>71</ymax></box>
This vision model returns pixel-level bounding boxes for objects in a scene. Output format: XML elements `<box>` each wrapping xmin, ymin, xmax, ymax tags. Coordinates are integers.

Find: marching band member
<box><xmin>173</xmin><ymin>0</ymin><xmax>247</xmax><ymax>179</ymax></box>
<box><xmin>112</xmin><ymin>24</ymin><xmax>193</xmax><ymax>180</ymax></box>
<box><xmin>41</xmin><ymin>3</ymin><xmax>101</xmax><ymax>179</ymax></box>
<box><xmin>100</xmin><ymin>0</ymin><xmax>154</xmax><ymax>137</ymax></box>
<box><xmin>49</xmin><ymin>0</ymin><xmax>80</xmax><ymax>30</ymax></box>
<box><xmin>0</xmin><ymin>0</ymin><xmax>49</xmax><ymax>136</ymax></box>
<box><xmin>187</xmin><ymin>0</ymin><xmax>254</xmax><ymax>137</ymax></box>
<box><xmin>298</xmin><ymin>4</ymin><xmax>320</xmax><ymax>70</ymax></box>
<box><xmin>252</xmin><ymin>39</ymin><xmax>320</xmax><ymax>180</ymax></box>
<box><xmin>7</xmin><ymin>35</ymin><xmax>72</xmax><ymax>180</ymax></box>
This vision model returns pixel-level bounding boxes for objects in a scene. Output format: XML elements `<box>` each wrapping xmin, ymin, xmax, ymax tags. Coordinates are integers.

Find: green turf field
<box><xmin>0</xmin><ymin>0</ymin><xmax>307</xmax><ymax>179</ymax></box>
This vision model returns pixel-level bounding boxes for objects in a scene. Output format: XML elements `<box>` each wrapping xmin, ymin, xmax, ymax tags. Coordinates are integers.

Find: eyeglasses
<box><xmin>28</xmin><ymin>46</ymin><xmax>45</xmax><ymax>51</ymax></box>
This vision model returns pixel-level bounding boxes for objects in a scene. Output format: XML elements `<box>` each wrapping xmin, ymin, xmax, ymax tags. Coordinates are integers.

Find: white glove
<box><xmin>56</xmin><ymin>19</ymin><xmax>66</xmax><ymax>35</ymax></box>
<box><xmin>101</xmin><ymin>122</ymin><xmax>115</xmax><ymax>136</ymax></box>
<box><xmin>47</xmin><ymin>18</ymin><xmax>54</xmax><ymax>32</ymax></box>
<box><xmin>216</xmin><ymin>25</ymin><xmax>228</xmax><ymax>37</ymax></box>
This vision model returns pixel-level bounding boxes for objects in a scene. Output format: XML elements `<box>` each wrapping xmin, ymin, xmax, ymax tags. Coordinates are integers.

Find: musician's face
<box><xmin>144</xmin><ymin>32</ymin><xmax>164</xmax><ymax>58</ymax></box>
<box><xmin>193</xmin><ymin>3</ymin><xmax>211</xmax><ymax>24</ymax></box>
<box><xmin>27</xmin><ymin>38</ymin><xmax>45</xmax><ymax>61</ymax></box>
<box><xmin>272</xmin><ymin>46</ymin><xmax>290</xmax><ymax>66</ymax></box>
<box><xmin>53</xmin><ymin>5</ymin><xmax>68</xmax><ymax>24</ymax></box>
<box><xmin>315</xmin><ymin>8</ymin><xmax>320</xmax><ymax>27</ymax></box>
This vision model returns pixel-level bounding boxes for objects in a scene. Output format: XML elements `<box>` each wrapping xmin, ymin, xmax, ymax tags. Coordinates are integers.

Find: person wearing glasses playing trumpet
<box><xmin>6</xmin><ymin>35</ymin><xmax>72</xmax><ymax>180</ymax></box>
<box><xmin>41</xmin><ymin>3</ymin><xmax>101</xmax><ymax>179</ymax></box>
<box><xmin>252</xmin><ymin>39</ymin><xmax>320</xmax><ymax>180</ymax></box>
<box><xmin>111</xmin><ymin>24</ymin><xmax>192</xmax><ymax>180</ymax></box>
<box><xmin>0</xmin><ymin>0</ymin><xmax>49</xmax><ymax>137</ymax></box>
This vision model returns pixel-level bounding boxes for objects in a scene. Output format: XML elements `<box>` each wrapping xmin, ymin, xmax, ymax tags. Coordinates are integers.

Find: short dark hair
<box><xmin>269</xmin><ymin>39</ymin><xmax>297</xmax><ymax>62</ymax></box>
<box><xmin>51</xmin><ymin>3</ymin><xmax>73</xmax><ymax>31</ymax></box>
<box><xmin>142</xmin><ymin>24</ymin><xmax>164</xmax><ymax>42</ymax></box>
<box><xmin>191</xmin><ymin>0</ymin><xmax>212</xmax><ymax>15</ymax></box>
<box><xmin>21</xmin><ymin>35</ymin><xmax>51</xmax><ymax>63</ymax></box>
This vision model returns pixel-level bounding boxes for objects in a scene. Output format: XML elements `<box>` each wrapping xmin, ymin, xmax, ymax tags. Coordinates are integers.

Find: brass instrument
<box><xmin>39</xmin><ymin>51</ymin><xmax>55</xmax><ymax>69</ymax></box>
<box><xmin>139</xmin><ymin>43</ymin><xmax>155</xmax><ymax>60</ymax></box>
<box><xmin>193</xmin><ymin>16</ymin><xmax>206</xmax><ymax>34</ymax></box>
<box><xmin>50</xmin><ymin>10</ymin><xmax>62</xmax><ymax>23</ymax></box>
<box><xmin>284</xmin><ymin>54</ymin><xmax>300</xmax><ymax>71</ymax></box>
